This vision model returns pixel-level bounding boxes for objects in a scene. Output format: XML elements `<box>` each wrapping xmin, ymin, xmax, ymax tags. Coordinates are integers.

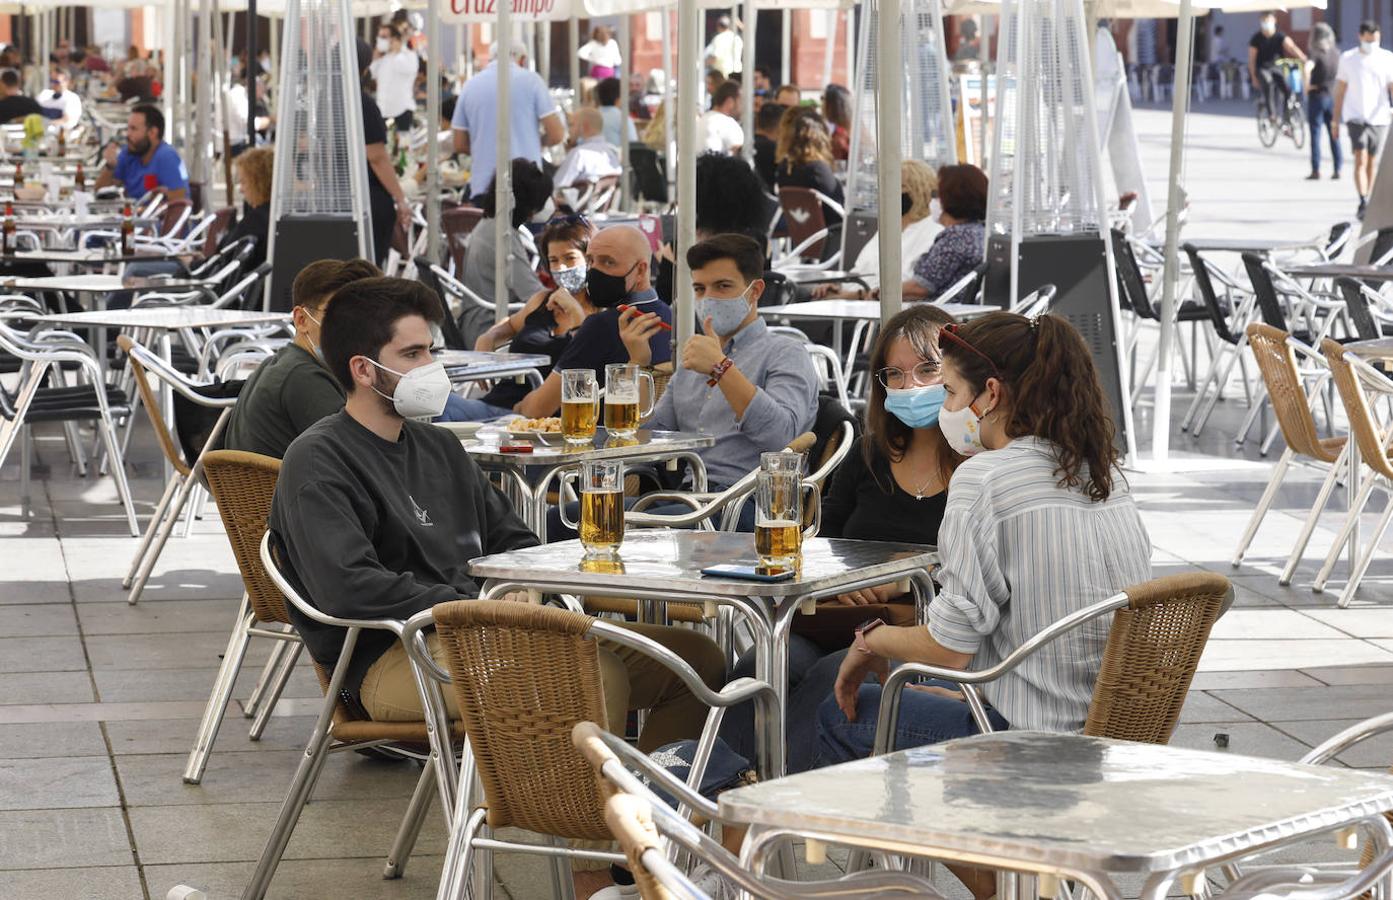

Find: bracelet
<box><xmin>707</xmin><ymin>356</ymin><xmax>734</xmax><ymax>387</ymax></box>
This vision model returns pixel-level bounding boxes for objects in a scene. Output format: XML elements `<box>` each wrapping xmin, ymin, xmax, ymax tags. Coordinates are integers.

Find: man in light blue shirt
<box><xmin>452</xmin><ymin>40</ymin><xmax>565</xmax><ymax>199</ymax></box>
<box><xmin>642</xmin><ymin>233</ymin><xmax>819</xmax><ymax>491</ymax></box>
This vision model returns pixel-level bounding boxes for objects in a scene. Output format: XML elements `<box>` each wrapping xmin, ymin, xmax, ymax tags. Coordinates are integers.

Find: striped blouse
<box><xmin>927</xmin><ymin>436</ymin><xmax>1152</xmax><ymax>733</ymax></box>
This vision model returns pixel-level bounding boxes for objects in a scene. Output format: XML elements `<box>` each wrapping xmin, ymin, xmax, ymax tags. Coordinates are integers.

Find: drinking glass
<box><xmin>603</xmin><ymin>363</ymin><xmax>655</xmax><ymax>438</ymax></box>
<box><xmin>754</xmin><ymin>469</ymin><xmax>819</xmax><ymax>568</ymax></box>
<box><xmin>561</xmin><ymin>460</ymin><xmax>625</xmax><ymax>556</ymax></box>
<box><xmin>760</xmin><ymin>450</ymin><xmax>805</xmax><ymax>476</ymax></box>
<box><xmin>560</xmin><ymin>369</ymin><xmax>599</xmax><ymax>445</ymax></box>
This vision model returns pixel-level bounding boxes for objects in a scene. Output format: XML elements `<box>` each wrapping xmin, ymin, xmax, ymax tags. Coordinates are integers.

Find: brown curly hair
<box><xmin>939</xmin><ymin>311</ymin><xmax>1120</xmax><ymax>501</ymax></box>
<box><xmin>774</xmin><ymin>106</ymin><xmax>832</xmax><ymax>167</ymax></box>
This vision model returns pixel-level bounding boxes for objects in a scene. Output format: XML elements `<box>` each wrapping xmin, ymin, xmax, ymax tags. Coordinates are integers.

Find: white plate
<box><xmin>435</xmin><ymin>421</ymin><xmax>485</xmax><ymax>438</ymax></box>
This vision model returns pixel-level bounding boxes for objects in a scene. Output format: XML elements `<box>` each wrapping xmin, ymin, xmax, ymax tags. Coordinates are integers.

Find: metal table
<box><xmin>463</xmin><ymin>428</ymin><xmax>713</xmax><ymax>538</ymax></box>
<box><xmin>468</xmin><ymin>530</ymin><xmax>937</xmax><ymax>777</ymax></box>
<box><xmin>3</xmin><ymin>273</ymin><xmax>215</xmax><ymax>303</ymax></box>
<box><xmin>761</xmin><ymin>300</ymin><xmax>996</xmax><ymax>373</ymax></box>
<box><xmin>436</xmin><ymin>349</ymin><xmax>549</xmax><ymax>388</ymax></box>
<box><xmin>721</xmin><ymin>732</ymin><xmax>1393</xmax><ymax>900</ymax></box>
<box><xmin>1285</xmin><ymin>263</ymin><xmax>1393</xmax><ymax>282</ymax></box>
<box><xmin>1153</xmin><ymin>236</ymin><xmax>1321</xmax><ymax>254</ymax></box>
<box><xmin>4</xmin><ymin>248</ymin><xmax>190</xmax><ymax>267</ymax></box>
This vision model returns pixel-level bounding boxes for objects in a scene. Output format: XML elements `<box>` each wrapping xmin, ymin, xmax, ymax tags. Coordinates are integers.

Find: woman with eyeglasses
<box><xmin>719</xmin><ymin>304</ymin><xmax>962</xmax><ymax>773</ymax></box>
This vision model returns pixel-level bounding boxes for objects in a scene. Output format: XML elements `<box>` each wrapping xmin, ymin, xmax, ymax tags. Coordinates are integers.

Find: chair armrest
<box><xmin>257</xmin><ymin>531</ymin><xmax>407</xmax><ymax>636</ymax></box>
<box><xmin>1300</xmin><ymin>710</ymin><xmax>1393</xmax><ymax>765</ymax></box>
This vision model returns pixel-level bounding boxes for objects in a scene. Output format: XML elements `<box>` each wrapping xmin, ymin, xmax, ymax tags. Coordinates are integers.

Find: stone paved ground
<box><xmin>2</xmin><ymin>102</ymin><xmax>1391</xmax><ymax>898</ymax></box>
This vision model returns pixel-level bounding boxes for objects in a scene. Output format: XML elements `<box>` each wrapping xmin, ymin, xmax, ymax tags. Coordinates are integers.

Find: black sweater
<box><xmin>820</xmin><ymin>436</ymin><xmax>947</xmax><ymax>546</ymax></box>
<box><xmin>269</xmin><ymin>410</ymin><xmax>539</xmax><ymax>697</ymax></box>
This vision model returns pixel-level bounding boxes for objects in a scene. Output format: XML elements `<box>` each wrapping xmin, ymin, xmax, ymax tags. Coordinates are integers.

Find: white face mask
<box><xmin>303</xmin><ymin>309</ymin><xmax>325</xmax><ymax>362</ymax></box>
<box><xmin>1260</xmin><ymin>20</ymin><xmax>1276</xmax><ymax>36</ymax></box>
<box><xmin>366</xmin><ymin>357</ymin><xmax>452</xmax><ymax>420</ymax></box>
<box><xmin>376</xmin><ymin>37</ymin><xmax>392</xmax><ymax>52</ymax></box>
<box><xmin>1361</xmin><ymin>38</ymin><xmax>1379</xmax><ymax>54</ymax></box>
<box><xmin>937</xmin><ymin>395</ymin><xmax>991</xmax><ymax>456</ymax></box>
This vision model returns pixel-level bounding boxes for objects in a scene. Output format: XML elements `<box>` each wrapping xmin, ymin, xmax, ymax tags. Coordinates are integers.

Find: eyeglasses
<box><xmin>940</xmin><ymin>323</ymin><xmax>1000</xmax><ymax>376</ymax></box>
<box><xmin>876</xmin><ymin>362</ymin><xmax>941</xmax><ymax>390</ymax></box>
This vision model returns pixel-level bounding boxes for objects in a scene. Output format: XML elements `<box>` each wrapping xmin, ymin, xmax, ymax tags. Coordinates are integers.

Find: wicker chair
<box><xmin>118</xmin><ymin>335</ymin><xmax>238</xmax><ymax>604</ymax></box>
<box><xmin>247</xmin><ymin>532</ymin><xmax>467</xmax><ymax>900</ymax></box>
<box><xmin>1230</xmin><ymin>324</ymin><xmax>1348</xmax><ymax>585</ymax></box>
<box><xmin>1313</xmin><ymin>341</ymin><xmax>1393</xmax><ymax>606</ymax></box>
<box><xmin>182</xmin><ymin>451</ymin><xmax>303</xmax><ymax>785</ymax></box>
<box><xmin>399</xmin><ymin>599</ymin><xmax>777</xmax><ymax>900</ymax></box>
<box><xmin>873</xmin><ymin>572</ymin><xmax>1231</xmax><ymax>751</ymax></box>
<box><xmin>603</xmin><ymin>793</ymin><xmax>683</xmax><ymax>900</ymax></box>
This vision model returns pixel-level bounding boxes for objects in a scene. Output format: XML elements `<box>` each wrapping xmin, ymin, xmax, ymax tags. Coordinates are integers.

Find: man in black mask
<box><xmin>512</xmin><ymin>224</ymin><xmax>674</xmax><ymax>418</ymax></box>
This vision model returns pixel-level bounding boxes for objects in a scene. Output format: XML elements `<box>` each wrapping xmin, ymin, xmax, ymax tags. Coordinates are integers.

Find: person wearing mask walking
<box><xmin>1306</xmin><ymin>22</ymin><xmax>1342</xmax><ymax>181</ymax></box>
<box><xmin>1335</xmin><ymin>21</ymin><xmax>1393</xmax><ymax>218</ymax></box>
<box><xmin>371</xmin><ymin>23</ymin><xmax>419</xmax><ymax>131</ymax></box>
<box><xmin>1249</xmin><ymin>11</ymin><xmax>1306</xmax><ymax>125</ymax></box>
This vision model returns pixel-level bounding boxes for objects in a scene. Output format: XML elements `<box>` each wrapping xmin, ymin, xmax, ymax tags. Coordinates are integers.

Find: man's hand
<box><xmin>833</xmin><ymin>645</ymin><xmax>890</xmax><ymax>722</ymax></box>
<box><xmin>834</xmin><ymin>582</ymin><xmax>902</xmax><ymax>607</ymax></box>
<box><xmin>618</xmin><ymin>305</ymin><xmax>663</xmax><ymax>366</ymax></box>
<box><xmin>546</xmin><ymin>288</ymin><xmax>587</xmax><ymax>332</ymax></box>
<box><xmin>395</xmin><ymin>198</ymin><xmax>413</xmax><ymax>229</ymax></box>
<box><xmin>809</xmin><ymin>283</ymin><xmax>836</xmax><ymax>300</ymax></box>
<box><xmin>680</xmin><ymin>316</ymin><xmax>727</xmax><ymax>375</ymax></box>
<box><xmin>102</xmin><ymin>142</ymin><xmax>119</xmax><ymax>167</ymax></box>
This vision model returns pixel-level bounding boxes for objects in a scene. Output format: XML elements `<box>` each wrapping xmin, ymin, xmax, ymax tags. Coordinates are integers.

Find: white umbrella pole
<box><xmin>740</xmin><ymin>0</ymin><xmax>755</xmax><ymax>163</ymax></box>
<box><xmin>663</xmin><ymin>6</ymin><xmax>674</xmax><ymax>188</ymax></box>
<box><xmin>1153</xmin><ymin>0</ymin><xmax>1194</xmax><ymax>463</ymax></box>
<box><xmin>456</xmin><ymin>23</ymin><xmax>465</xmax><ymax>80</ymax></box>
<box><xmin>269</xmin><ymin>11</ymin><xmax>279</xmax><ymax>103</ymax></box>
<box><xmin>427</xmin><ymin>0</ymin><xmax>442</xmax><ymax>264</ymax></box>
<box><xmin>845</xmin><ymin>6</ymin><xmax>855</xmax><ymax>89</ymax></box>
<box><xmin>780</xmin><ymin>12</ymin><xmax>790</xmax><ymax>86</ymax></box>
<box><xmin>539</xmin><ymin>19</ymin><xmax>551</xmax><ymax>84</ymax></box>
<box><xmin>163</xmin><ymin>2</ymin><xmax>176</xmax><ymax>139</ymax></box>
<box><xmin>196</xmin><ymin>0</ymin><xmax>213</xmax><ymax>195</ymax></box>
<box><xmin>619</xmin><ymin>13</ymin><xmax>632</xmax><ymax>209</ymax></box>
<box><xmin>569</xmin><ymin>16</ymin><xmax>579</xmax><ymax>95</ymax></box>
<box><xmin>877</xmin><ymin>0</ymin><xmax>903</xmax><ymax>323</ymax></box>
<box><xmin>494</xmin><ymin>0</ymin><xmax>513</xmax><ymax>325</ymax></box>
<box><xmin>822</xmin><ymin>9</ymin><xmax>835</xmax><ymax>88</ymax></box>
<box><xmin>676</xmin><ymin>0</ymin><xmax>699</xmax><ymax>348</ymax></box>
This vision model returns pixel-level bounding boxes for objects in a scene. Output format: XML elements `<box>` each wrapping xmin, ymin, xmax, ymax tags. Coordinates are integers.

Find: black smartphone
<box><xmin>700</xmin><ymin>564</ymin><xmax>796</xmax><ymax>582</ymax></box>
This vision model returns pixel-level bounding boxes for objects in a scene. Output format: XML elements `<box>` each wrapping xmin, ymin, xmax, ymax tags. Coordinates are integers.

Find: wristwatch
<box><xmin>853</xmin><ymin>617</ymin><xmax>887</xmax><ymax>654</ymax></box>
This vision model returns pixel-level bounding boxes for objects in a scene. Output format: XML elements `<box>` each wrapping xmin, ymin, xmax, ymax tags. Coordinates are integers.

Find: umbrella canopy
<box><xmin>945</xmin><ymin>0</ymin><xmax>1211</xmax><ymax>16</ymax></box>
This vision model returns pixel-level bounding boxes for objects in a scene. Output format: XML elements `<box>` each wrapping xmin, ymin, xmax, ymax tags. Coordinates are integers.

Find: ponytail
<box><xmin>940</xmin><ymin>312</ymin><xmax>1119</xmax><ymax>501</ymax></box>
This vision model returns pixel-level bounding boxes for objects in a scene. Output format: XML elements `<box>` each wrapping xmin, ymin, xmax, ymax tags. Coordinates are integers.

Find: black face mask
<box><xmin>901</xmin><ymin>192</ymin><xmax>913</xmax><ymax>216</ymax></box>
<box><xmin>586</xmin><ymin>261</ymin><xmax>637</xmax><ymax>308</ymax></box>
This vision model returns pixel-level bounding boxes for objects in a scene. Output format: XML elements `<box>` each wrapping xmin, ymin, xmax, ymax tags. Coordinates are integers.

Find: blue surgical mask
<box><xmin>884</xmin><ymin>383</ymin><xmax>946</xmax><ymax>429</ymax></box>
<box><xmin>698</xmin><ymin>284</ymin><xmax>754</xmax><ymax>336</ymax></box>
<box><xmin>553</xmin><ymin>264</ymin><xmax>587</xmax><ymax>294</ymax></box>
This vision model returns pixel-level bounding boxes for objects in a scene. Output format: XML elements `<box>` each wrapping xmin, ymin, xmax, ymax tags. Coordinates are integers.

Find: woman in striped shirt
<box><xmin>818</xmin><ymin>311</ymin><xmax>1151</xmax><ymax>763</ymax></box>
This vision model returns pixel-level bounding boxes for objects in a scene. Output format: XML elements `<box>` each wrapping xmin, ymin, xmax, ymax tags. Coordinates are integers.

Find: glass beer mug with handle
<box><xmin>754</xmin><ymin>469</ymin><xmax>820</xmax><ymax>568</ymax></box>
<box><xmin>603</xmin><ymin>363</ymin><xmax>655</xmax><ymax>438</ymax></box>
<box><xmin>560</xmin><ymin>460</ymin><xmax>626</xmax><ymax>556</ymax></box>
<box><xmin>560</xmin><ymin>369</ymin><xmax>599</xmax><ymax>445</ymax></box>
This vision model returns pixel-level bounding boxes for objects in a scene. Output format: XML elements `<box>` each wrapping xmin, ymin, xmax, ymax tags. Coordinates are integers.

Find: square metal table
<box><xmin>435</xmin><ymin>349</ymin><xmax>550</xmax><ymax>388</ymax></box>
<box><xmin>1151</xmin><ymin>236</ymin><xmax>1321</xmax><ymax>255</ymax></box>
<box><xmin>468</xmin><ymin>530</ymin><xmax>938</xmax><ymax>777</ymax></box>
<box><xmin>1284</xmin><ymin>263</ymin><xmax>1393</xmax><ymax>282</ymax></box>
<box><xmin>4</xmin><ymin>247</ymin><xmax>191</xmax><ymax>267</ymax></box>
<box><xmin>463</xmin><ymin>428</ymin><xmax>713</xmax><ymax>538</ymax></box>
<box><xmin>761</xmin><ymin>299</ymin><xmax>996</xmax><ymax>361</ymax></box>
<box><xmin>720</xmin><ymin>732</ymin><xmax>1393</xmax><ymax>900</ymax></box>
<box><xmin>5</xmin><ymin>273</ymin><xmax>215</xmax><ymax>299</ymax></box>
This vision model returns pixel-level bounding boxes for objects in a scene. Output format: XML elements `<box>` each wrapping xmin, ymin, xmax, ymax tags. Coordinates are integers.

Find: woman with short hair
<box><xmin>903</xmin><ymin>163</ymin><xmax>988</xmax><ymax>301</ymax></box>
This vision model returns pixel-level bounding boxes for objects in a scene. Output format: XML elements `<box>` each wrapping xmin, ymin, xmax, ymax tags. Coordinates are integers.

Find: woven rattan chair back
<box><xmin>1246</xmin><ymin>324</ymin><xmax>1343</xmax><ymax>464</ymax></box>
<box><xmin>118</xmin><ymin>335</ymin><xmax>189</xmax><ymax>476</ymax></box>
<box><xmin>1084</xmin><ymin>572</ymin><xmax>1229</xmax><ymax>743</ymax></box>
<box><xmin>1322</xmin><ymin>339</ymin><xmax>1393</xmax><ymax>482</ymax></box>
<box><xmin>605</xmin><ymin>794</ymin><xmax>675</xmax><ymax>900</ymax></box>
<box><xmin>202</xmin><ymin>451</ymin><xmax>290</xmax><ymax>625</ymax></box>
<box><xmin>432</xmin><ymin>599</ymin><xmax>612</xmax><ymax>840</ymax></box>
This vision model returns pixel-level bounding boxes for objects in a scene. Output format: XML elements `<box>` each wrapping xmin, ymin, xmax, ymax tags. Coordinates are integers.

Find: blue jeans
<box><xmin>817</xmin><ymin>672</ymin><xmax>1009</xmax><ymax>764</ymax></box>
<box><xmin>1308</xmin><ymin>90</ymin><xmax>1342</xmax><ymax>174</ymax></box>
<box><xmin>435</xmin><ymin>396</ymin><xmax>513</xmax><ymax>422</ymax></box>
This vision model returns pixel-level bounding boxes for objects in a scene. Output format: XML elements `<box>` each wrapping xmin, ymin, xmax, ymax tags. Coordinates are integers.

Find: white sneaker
<box><xmin>587</xmin><ymin>883</ymin><xmax>639</xmax><ymax>900</ymax></box>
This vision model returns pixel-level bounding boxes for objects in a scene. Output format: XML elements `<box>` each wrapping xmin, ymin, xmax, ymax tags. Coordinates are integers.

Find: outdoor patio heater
<box><xmin>264</xmin><ymin>0</ymin><xmax>374</xmax><ymax>312</ymax></box>
<box><xmin>841</xmin><ymin>0</ymin><xmax>957</xmax><ymax>266</ymax></box>
<box><xmin>982</xmin><ymin>0</ymin><xmax>1133</xmax><ymax>459</ymax></box>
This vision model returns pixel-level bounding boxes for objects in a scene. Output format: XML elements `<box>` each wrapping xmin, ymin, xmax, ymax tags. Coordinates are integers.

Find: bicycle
<box><xmin>1256</xmin><ymin>57</ymin><xmax>1307</xmax><ymax>150</ymax></box>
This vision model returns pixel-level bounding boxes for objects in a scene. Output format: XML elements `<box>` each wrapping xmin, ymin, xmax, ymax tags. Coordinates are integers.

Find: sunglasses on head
<box><xmin>940</xmin><ymin>323</ymin><xmax>1001</xmax><ymax>377</ymax></box>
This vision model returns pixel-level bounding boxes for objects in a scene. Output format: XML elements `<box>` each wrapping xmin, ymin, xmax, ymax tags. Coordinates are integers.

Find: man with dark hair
<box><xmin>644</xmin><ymin>234</ymin><xmax>817</xmax><ymax>497</ymax></box>
<box><xmin>697</xmin><ymin>80</ymin><xmax>743</xmax><ymax>155</ymax></box>
<box><xmin>594</xmin><ymin>75</ymin><xmax>637</xmax><ymax>147</ymax></box>
<box><xmin>222</xmin><ymin>259</ymin><xmax>383</xmax><ymax>458</ymax></box>
<box><xmin>0</xmin><ymin>68</ymin><xmax>57</xmax><ymax>123</ymax></box>
<box><xmin>1335</xmin><ymin>21</ymin><xmax>1393</xmax><ymax>217</ymax></box>
<box><xmin>1247</xmin><ymin>11</ymin><xmax>1306</xmax><ymax>125</ymax></box>
<box><xmin>269</xmin><ymin>280</ymin><xmax>724</xmax><ymax>900</ymax></box>
<box><xmin>753</xmin><ymin>102</ymin><xmax>786</xmax><ymax>191</ymax></box>
<box><xmin>96</xmin><ymin>103</ymin><xmax>189</xmax><ymax>201</ymax></box>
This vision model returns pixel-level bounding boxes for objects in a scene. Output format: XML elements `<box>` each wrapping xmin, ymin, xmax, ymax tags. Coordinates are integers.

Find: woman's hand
<box><xmin>833</xmin><ymin>647</ymin><xmax>889</xmax><ymax>722</ymax></box>
<box><xmin>546</xmin><ymin>288</ymin><xmax>587</xmax><ymax>332</ymax></box>
<box><xmin>833</xmin><ymin>582</ymin><xmax>902</xmax><ymax>607</ymax></box>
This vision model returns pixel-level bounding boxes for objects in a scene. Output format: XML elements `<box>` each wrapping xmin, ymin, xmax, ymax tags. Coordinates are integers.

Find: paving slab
<box><xmin>0</xmin><ymin>634</ymin><xmax>87</xmax><ymax>673</ymax></box>
<box><xmin>0</xmin><ymin>603</ymin><xmax>78</xmax><ymax>638</ymax></box>
<box><xmin>143</xmin><ymin>856</ymin><xmax>461</xmax><ymax>900</ymax></box>
<box><xmin>83</xmin><ymin>630</ymin><xmax>280</xmax><ymax>671</ymax></box>
<box><xmin>0</xmin><ymin>756</ymin><xmax>120</xmax><ymax>811</ymax></box>
<box><xmin>0</xmin><ymin>721</ymin><xmax>107</xmax><ymax>759</ymax></box>
<box><xmin>106</xmin><ymin>715</ymin><xmax>318</xmax><ymax>758</ymax></box>
<box><xmin>92</xmin><ymin>664</ymin><xmax>320</xmax><ymax>704</ymax></box>
<box><xmin>1210</xmin><ymin>683</ymin><xmax>1393</xmax><ymax>722</ymax></box>
<box><xmin>1170</xmin><ymin>721</ymin><xmax>1314</xmax><ymax>761</ymax></box>
<box><xmin>1197</xmin><ymin>639</ymin><xmax>1393</xmax><ymax>672</ymax></box>
<box><xmin>0</xmin><ymin>865</ymin><xmax>145</xmax><ymax>899</ymax></box>
<box><xmin>1274</xmin><ymin>719</ymin><xmax>1393</xmax><ymax>769</ymax></box>
<box><xmin>117</xmin><ymin>750</ymin><xmax>426</xmax><ymax>807</ymax></box>
<box><xmin>0</xmin><ymin>671</ymin><xmax>94</xmax><ymax>705</ymax></box>
<box><xmin>0</xmin><ymin>807</ymin><xmax>134</xmax><ymax>869</ymax></box>
<box><xmin>76</xmin><ymin>598</ymin><xmax>253</xmax><ymax>636</ymax></box>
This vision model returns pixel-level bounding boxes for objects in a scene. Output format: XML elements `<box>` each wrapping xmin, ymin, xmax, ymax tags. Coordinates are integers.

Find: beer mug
<box><xmin>760</xmin><ymin>450</ymin><xmax>805</xmax><ymax>476</ymax></box>
<box><xmin>754</xmin><ymin>470</ymin><xmax>819</xmax><ymax>568</ymax></box>
<box><xmin>604</xmin><ymin>363</ymin><xmax>655</xmax><ymax>438</ymax></box>
<box><xmin>560</xmin><ymin>369</ymin><xmax>599</xmax><ymax>445</ymax></box>
<box><xmin>561</xmin><ymin>460</ymin><xmax>626</xmax><ymax>556</ymax></box>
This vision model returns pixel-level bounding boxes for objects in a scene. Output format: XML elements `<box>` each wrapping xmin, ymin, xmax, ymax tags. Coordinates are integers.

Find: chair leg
<box><xmin>437</xmin><ymin>807</ymin><xmax>488</xmax><ymax>900</ymax></box>
<box><xmin>436</xmin><ymin>743</ymin><xmax>478</xmax><ymax>900</ymax></box>
<box><xmin>549</xmin><ymin>839</ymin><xmax>577</xmax><ymax>900</ymax></box>
<box><xmin>123</xmin><ymin>474</ymin><xmax>180</xmax><ymax>589</ymax></box>
<box><xmin>180</xmin><ymin>483</ymin><xmax>203</xmax><ymax>538</ymax></box>
<box><xmin>1231</xmin><ymin>449</ymin><xmax>1293</xmax><ymax>567</ymax></box>
<box><xmin>97</xmin><ymin>413</ymin><xmax>140</xmax><ymax>537</ymax></box>
<box><xmin>384</xmin><ymin>762</ymin><xmax>436</xmax><ymax>880</ymax></box>
<box><xmin>127</xmin><ymin>461</ymin><xmax>203</xmax><ymax>603</ymax></box>
<box><xmin>473</xmin><ymin>822</ymin><xmax>495</xmax><ymax>900</ymax></box>
<box><xmin>1281</xmin><ymin>453</ymin><xmax>1346</xmax><ymax>586</ymax></box>
<box><xmin>240</xmin><ymin>713</ymin><xmax>338</xmax><ymax>900</ymax></box>
<box><xmin>1338</xmin><ymin>489</ymin><xmax>1393</xmax><ymax>608</ymax></box>
<box><xmin>183</xmin><ymin>597</ymin><xmax>255</xmax><ymax>785</ymax></box>
<box><xmin>1194</xmin><ymin>343</ymin><xmax>1246</xmax><ymax>437</ymax></box>
<box><xmin>1182</xmin><ymin>347</ymin><xmax>1226</xmax><ymax>431</ymax></box>
<box><xmin>242</xmin><ymin>635</ymin><xmax>291</xmax><ymax>720</ymax></box>
<box><xmin>1314</xmin><ymin>476</ymin><xmax>1377</xmax><ymax>593</ymax></box>
<box><xmin>249</xmin><ymin>641</ymin><xmax>302</xmax><ymax>741</ymax></box>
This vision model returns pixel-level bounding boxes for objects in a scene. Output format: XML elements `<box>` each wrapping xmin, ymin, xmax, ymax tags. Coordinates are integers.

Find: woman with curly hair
<box><xmin>819</xmin><ymin>311</ymin><xmax>1151</xmax><ymax>779</ymax></box>
<box><xmin>774</xmin><ymin>107</ymin><xmax>844</xmax><ymax>225</ymax></box>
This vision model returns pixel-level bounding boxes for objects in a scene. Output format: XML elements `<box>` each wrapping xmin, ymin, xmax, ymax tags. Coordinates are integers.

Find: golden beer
<box><xmin>755</xmin><ymin>519</ymin><xmax>803</xmax><ymax>565</ymax></box>
<box><xmin>604</xmin><ymin>399</ymin><xmax>640</xmax><ymax>434</ymax></box>
<box><xmin>561</xmin><ymin>399</ymin><xmax>597</xmax><ymax>443</ymax></box>
<box><xmin>580</xmin><ymin>489</ymin><xmax>625</xmax><ymax>553</ymax></box>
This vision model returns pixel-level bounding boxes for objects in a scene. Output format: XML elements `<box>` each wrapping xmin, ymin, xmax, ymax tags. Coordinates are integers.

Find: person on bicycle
<box><xmin>1249</xmin><ymin>12</ymin><xmax>1306</xmax><ymax>123</ymax></box>
<box><xmin>1335</xmin><ymin>21</ymin><xmax>1393</xmax><ymax>219</ymax></box>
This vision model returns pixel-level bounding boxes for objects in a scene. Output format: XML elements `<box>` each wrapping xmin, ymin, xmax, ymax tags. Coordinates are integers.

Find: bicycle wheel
<box><xmin>1290</xmin><ymin>102</ymin><xmax>1307</xmax><ymax>149</ymax></box>
<box><xmin>1257</xmin><ymin>106</ymin><xmax>1278</xmax><ymax>148</ymax></box>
